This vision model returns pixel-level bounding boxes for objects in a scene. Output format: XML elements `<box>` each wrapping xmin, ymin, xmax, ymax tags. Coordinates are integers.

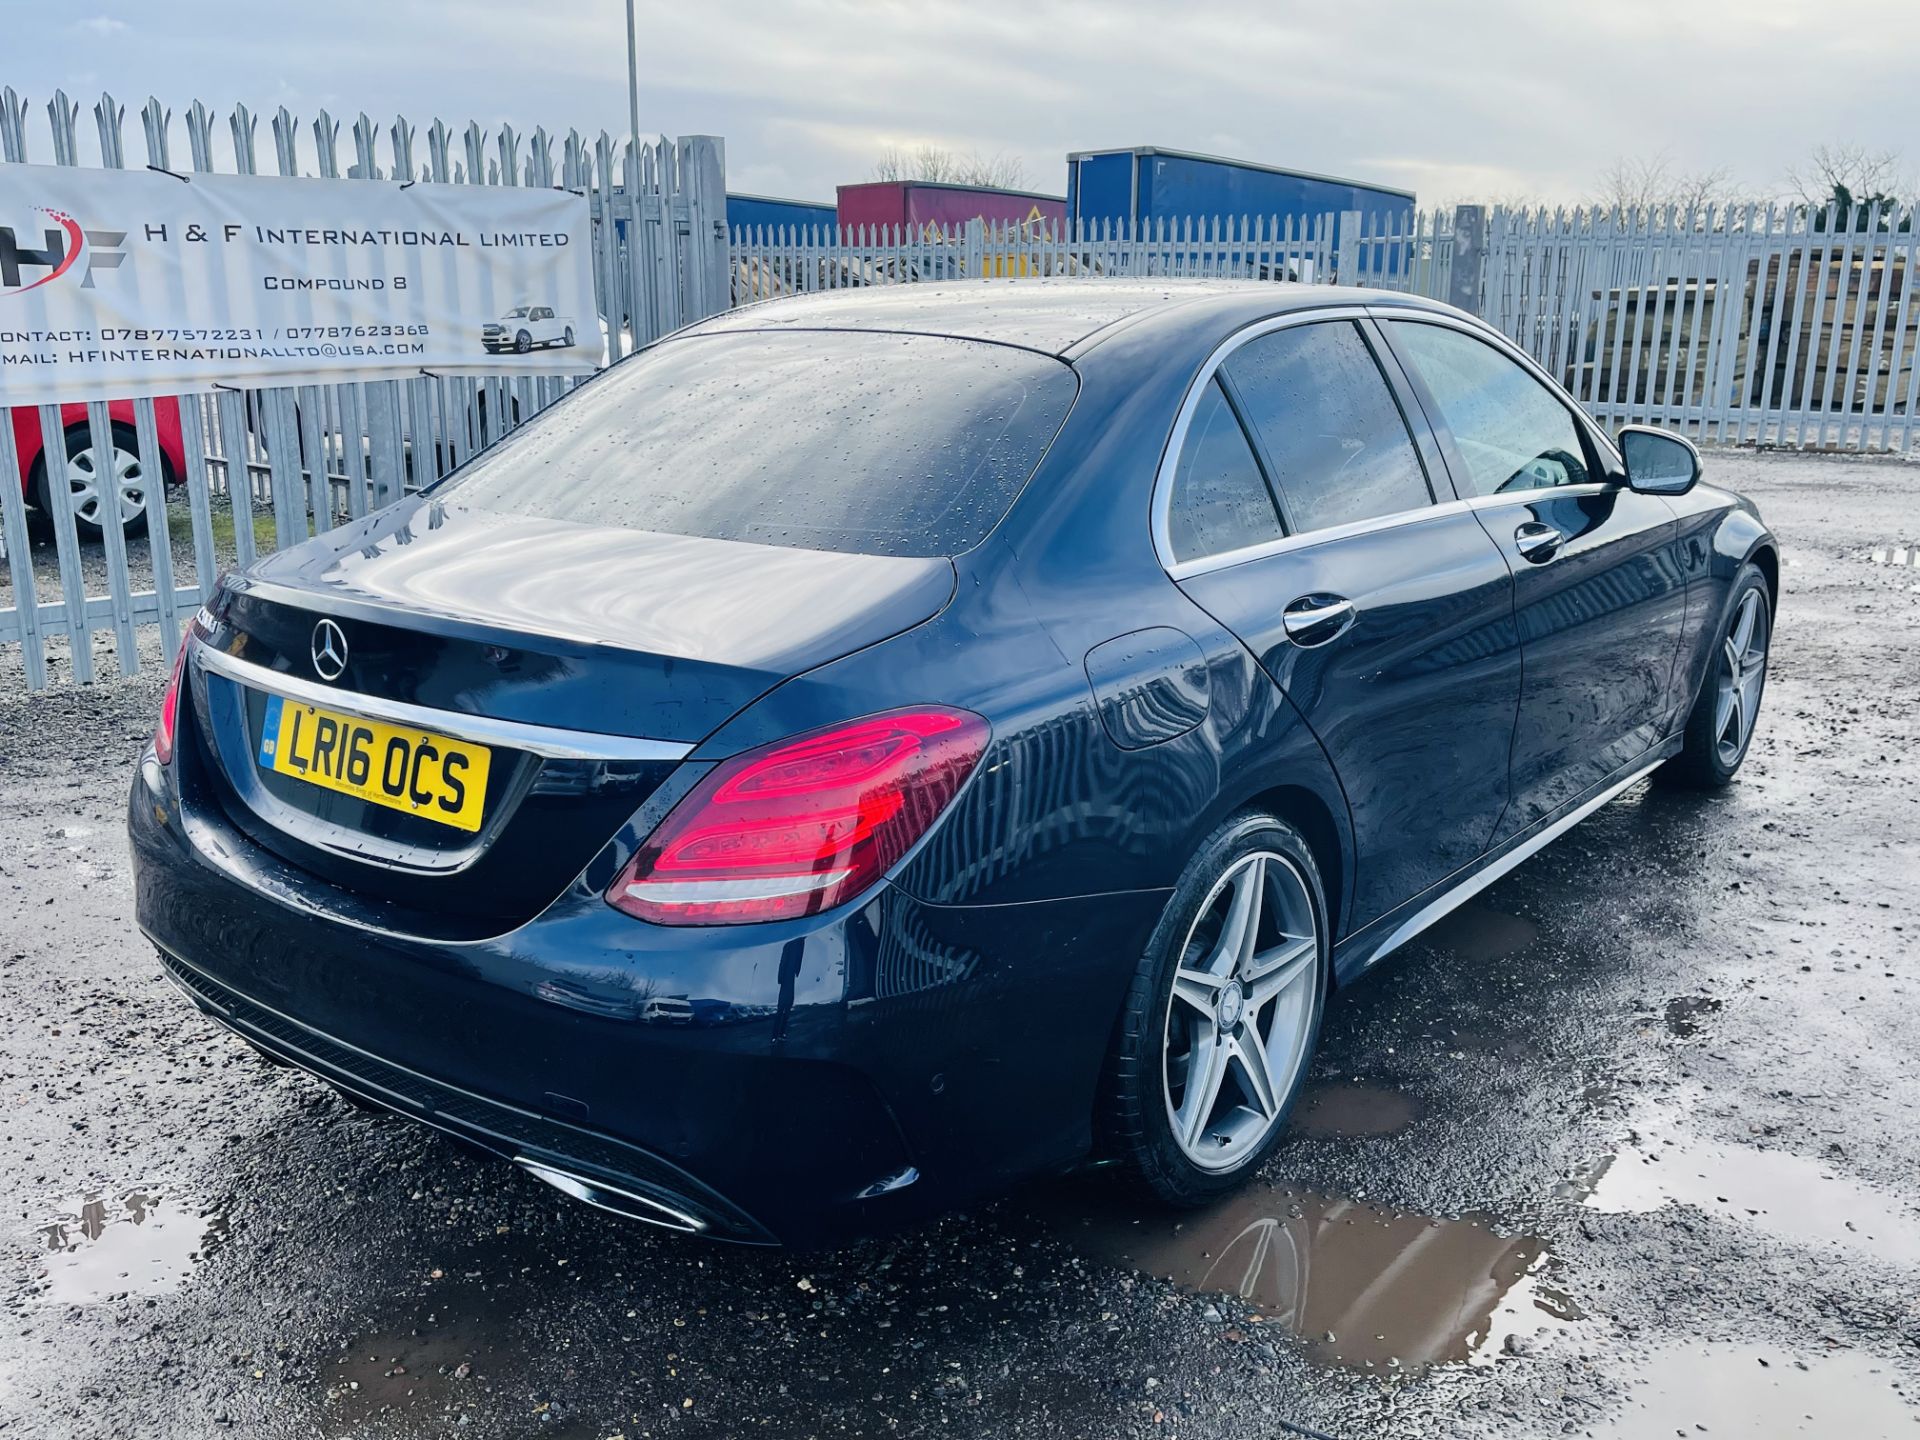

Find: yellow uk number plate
<box><xmin>256</xmin><ymin>694</ymin><xmax>491</xmax><ymax>833</ymax></box>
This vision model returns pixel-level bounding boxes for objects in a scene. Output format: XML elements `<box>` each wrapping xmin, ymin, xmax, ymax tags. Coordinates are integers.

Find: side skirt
<box><xmin>1330</xmin><ymin>736</ymin><xmax>1682</xmax><ymax>984</ymax></box>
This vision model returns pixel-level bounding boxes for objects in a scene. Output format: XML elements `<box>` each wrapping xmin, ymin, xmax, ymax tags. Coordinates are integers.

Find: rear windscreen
<box><xmin>438</xmin><ymin>330</ymin><xmax>1078</xmax><ymax>557</ymax></box>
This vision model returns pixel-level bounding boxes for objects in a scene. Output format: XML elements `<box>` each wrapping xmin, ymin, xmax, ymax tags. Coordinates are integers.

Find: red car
<box><xmin>8</xmin><ymin>398</ymin><xmax>188</xmax><ymax>537</ymax></box>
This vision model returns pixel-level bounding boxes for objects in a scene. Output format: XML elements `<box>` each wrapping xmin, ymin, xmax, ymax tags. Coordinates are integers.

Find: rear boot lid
<box><xmin>185</xmin><ymin>500</ymin><xmax>954</xmax><ymax>932</ymax></box>
<box><xmin>232</xmin><ymin>499</ymin><xmax>956</xmax><ymax>742</ymax></box>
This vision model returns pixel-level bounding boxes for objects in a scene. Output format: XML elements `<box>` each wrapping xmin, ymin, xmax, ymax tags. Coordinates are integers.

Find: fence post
<box><xmin>965</xmin><ymin>218</ymin><xmax>985</xmax><ymax>279</ymax></box>
<box><xmin>678</xmin><ymin>135</ymin><xmax>729</xmax><ymax>323</ymax></box>
<box><xmin>1336</xmin><ymin>210</ymin><xmax>1362</xmax><ymax>285</ymax></box>
<box><xmin>1450</xmin><ymin>205</ymin><xmax>1489</xmax><ymax>315</ymax></box>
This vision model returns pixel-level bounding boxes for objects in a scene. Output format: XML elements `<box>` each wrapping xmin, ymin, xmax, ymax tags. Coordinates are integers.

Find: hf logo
<box><xmin>0</xmin><ymin>208</ymin><xmax>128</xmax><ymax>299</ymax></box>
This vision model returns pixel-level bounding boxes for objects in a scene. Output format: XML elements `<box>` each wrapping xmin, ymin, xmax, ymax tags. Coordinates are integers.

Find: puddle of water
<box><xmin>1288</xmin><ymin>1082</ymin><xmax>1421</xmax><ymax>1138</ymax></box>
<box><xmin>1575</xmin><ymin>1121</ymin><xmax>1920</xmax><ymax>1268</ymax></box>
<box><xmin>1419</xmin><ymin>903</ymin><xmax>1539</xmax><ymax>963</ymax></box>
<box><xmin>1588</xmin><ymin>1344</ymin><xmax>1917</xmax><ymax>1437</ymax></box>
<box><xmin>1662</xmin><ymin>994</ymin><xmax>1723</xmax><ymax>1037</ymax></box>
<box><xmin>36</xmin><ymin>1189</ymin><xmax>228</xmax><ymax>1305</ymax></box>
<box><xmin>1045</xmin><ymin>1183</ymin><xmax>1575</xmax><ymax>1369</ymax></box>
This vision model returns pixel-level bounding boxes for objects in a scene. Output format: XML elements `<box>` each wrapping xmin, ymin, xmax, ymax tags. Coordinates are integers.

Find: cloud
<box><xmin>79</xmin><ymin>15</ymin><xmax>128</xmax><ymax>35</ymax></box>
<box><xmin>11</xmin><ymin>0</ymin><xmax>1920</xmax><ymax>207</ymax></box>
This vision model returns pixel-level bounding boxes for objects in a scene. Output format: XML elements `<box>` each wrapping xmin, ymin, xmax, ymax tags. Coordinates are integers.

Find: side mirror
<box><xmin>1618</xmin><ymin>426</ymin><xmax>1701</xmax><ymax>496</ymax></box>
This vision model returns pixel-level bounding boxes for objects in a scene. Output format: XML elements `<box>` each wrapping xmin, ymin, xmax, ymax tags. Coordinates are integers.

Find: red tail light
<box><xmin>154</xmin><ymin>636</ymin><xmax>190</xmax><ymax>765</ymax></box>
<box><xmin>608</xmin><ymin>707</ymin><xmax>990</xmax><ymax>926</ymax></box>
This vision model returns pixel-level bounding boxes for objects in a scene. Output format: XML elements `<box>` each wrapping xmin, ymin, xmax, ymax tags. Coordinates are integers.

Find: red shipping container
<box><xmin>836</xmin><ymin>181</ymin><xmax>1067</xmax><ymax>238</ymax></box>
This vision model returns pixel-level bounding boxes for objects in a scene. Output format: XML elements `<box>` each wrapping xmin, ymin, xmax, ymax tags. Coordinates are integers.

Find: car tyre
<box><xmin>514</xmin><ymin>329</ymin><xmax>532</xmax><ymax>354</ymax></box>
<box><xmin>562</xmin><ymin>325</ymin><xmax>575</xmax><ymax>348</ymax></box>
<box><xmin>36</xmin><ymin>421</ymin><xmax>164</xmax><ymax>540</ymax></box>
<box><xmin>1657</xmin><ymin>564</ymin><xmax>1771</xmax><ymax>790</ymax></box>
<box><xmin>1101</xmin><ymin>811</ymin><xmax>1328</xmax><ymax>1207</ymax></box>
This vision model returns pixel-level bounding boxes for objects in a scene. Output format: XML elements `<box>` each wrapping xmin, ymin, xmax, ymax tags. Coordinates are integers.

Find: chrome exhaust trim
<box><xmin>514</xmin><ymin>1157</ymin><xmax>707</xmax><ymax>1234</ymax></box>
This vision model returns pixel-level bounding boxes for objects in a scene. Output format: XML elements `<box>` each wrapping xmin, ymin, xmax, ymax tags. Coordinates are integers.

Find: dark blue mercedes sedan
<box><xmin>130</xmin><ymin>281</ymin><xmax>1777</xmax><ymax>1245</ymax></box>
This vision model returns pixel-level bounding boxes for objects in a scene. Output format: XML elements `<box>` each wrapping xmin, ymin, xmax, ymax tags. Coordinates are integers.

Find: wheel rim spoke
<box><xmin>1729</xmin><ymin>593</ymin><xmax>1758</xmax><ymax>657</ymax></box>
<box><xmin>1177</xmin><ymin>1034</ymin><xmax>1229</xmax><ymax>1147</ymax></box>
<box><xmin>1244</xmin><ymin>935</ymin><xmax>1315</xmax><ymax>1009</ymax></box>
<box><xmin>1172</xmin><ymin>966</ymin><xmax>1226</xmax><ymax>1019</ymax></box>
<box><xmin>1208</xmin><ymin>857</ymin><xmax>1264</xmax><ymax>973</ymax></box>
<box><xmin>1228</xmin><ymin>1026</ymin><xmax>1280</xmax><ymax>1120</ymax></box>
<box><xmin>1713</xmin><ymin>684</ymin><xmax>1736</xmax><ymax>744</ymax></box>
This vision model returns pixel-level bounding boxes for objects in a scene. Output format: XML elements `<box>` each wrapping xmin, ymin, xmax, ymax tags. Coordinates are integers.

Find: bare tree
<box><xmin>960</xmin><ymin>151</ymin><xmax>1028</xmax><ymax>189</ymax></box>
<box><xmin>871</xmin><ymin>145</ymin><xmax>1028</xmax><ymax>189</ymax></box>
<box><xmin>1784</xmin><ymin>144</ymin><xmax>1914</xmax><ymax>228</ymax></box>
<box><xmin>1594</xmin><ymin>151</ymin><xmax>1737</xmax><ymax>215</ymax></box>
<box><xmin>1784</xmin><ymin>144</ymin><xmax>1909</xmax><ymax>210</ymax></box>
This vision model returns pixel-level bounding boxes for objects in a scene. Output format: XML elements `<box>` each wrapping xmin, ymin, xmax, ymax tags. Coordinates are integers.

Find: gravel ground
<box><xmin>1</xmin><ymin>450</ymin><xmax>1917</xmax><ymax>1439</ymax></box>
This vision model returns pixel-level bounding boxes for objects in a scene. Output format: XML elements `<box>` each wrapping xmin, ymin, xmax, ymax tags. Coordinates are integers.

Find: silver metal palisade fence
<box><xmin>732</xmin><ymin>202</ymin><xmax>1920</xmax><ymax>452</ymax></box>
<box><xmin>1480</xmin><ymin>204</ymin><xmax>1920</xmax><ymax>450</ymax></box>
<box><xmin>7</xmin><ymin>136</ymin><xmax>1920</xmax><ymax>696</ymax></box>
<box><xmin>0</xmin><ymin>86</ymin><xmax>726</xmax><ymax>694</ymax></box>
<box><xmin>730</xmin><ymin>210</ymin><xmax>1459</xmax><ymax>300</ymax></box>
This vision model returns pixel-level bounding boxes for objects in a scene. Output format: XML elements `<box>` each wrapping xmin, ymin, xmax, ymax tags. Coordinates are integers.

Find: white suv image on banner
<box><xmin>483</xmin><ymin>305</ymin><xmax>576</xmax><ymax>354</ymax></box>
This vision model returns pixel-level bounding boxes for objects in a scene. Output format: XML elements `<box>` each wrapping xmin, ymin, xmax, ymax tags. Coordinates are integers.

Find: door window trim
<box><xmin>1164</xmin><ymin>373</ymin><xmax>1289</xmax><ymax>566</ymax></box>
<box><xmin>1153</xmin><ymin>305</ymin><xmax>1449</xmax><ymax>579</ymax></box>
<box><xmin>1367</xmin><ymin>308</ymin><xmax>1624</xmax><ymax>498</ymax></box>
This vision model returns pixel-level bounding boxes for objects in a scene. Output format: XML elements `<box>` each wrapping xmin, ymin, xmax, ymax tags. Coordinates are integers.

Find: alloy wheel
<box><xmin>1713</xmin><ymin>590</ymin><xmax>1768</xmax><ymax>765</ymax></box>
<box><xmin>1162</xmin><ymin>850</ymin><xmax>1319</xmax><ymax>1172</ymax></box>
<box><xmin>64</xmin><ymin>442</ymin><xmax>148</xmax><ymax>530</ymax></box>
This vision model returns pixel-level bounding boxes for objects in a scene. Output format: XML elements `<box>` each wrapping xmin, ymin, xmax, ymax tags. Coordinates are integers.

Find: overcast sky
<box><xmin>8</xmin><ymin>1</ymin><xmax>1918</xmax><ymax>207</ymax></box>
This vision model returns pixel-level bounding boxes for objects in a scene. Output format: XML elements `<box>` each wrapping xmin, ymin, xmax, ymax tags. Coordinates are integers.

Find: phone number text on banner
<box><xmin>0</xmin><ymin>163</ymin><xmax>599</xmax><ymax>406</ymax></box>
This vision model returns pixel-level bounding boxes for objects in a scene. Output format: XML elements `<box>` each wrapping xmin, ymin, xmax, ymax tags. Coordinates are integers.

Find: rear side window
<box><xmin>439</xmin><ymin>331</ymin><xmax>1077</xmax><ymax>557</ymax></box>
<box><xmin>1166</xmin><ymin>378</ymin><xmax>1285</xmax><ymax>564</ymax></box>
<box><xmin>1222</xmin><ymin>321</ymin><xmax>1433</xmax><ymax>533</ymax></box>
<box><xmin>1387</xmin><ymin>320</ymin><xmax>1593</xmax><ymax>496</ymax></box>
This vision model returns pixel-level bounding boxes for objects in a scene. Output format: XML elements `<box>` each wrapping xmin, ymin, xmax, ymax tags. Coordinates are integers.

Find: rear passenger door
<box><xmin>1167</xmin><ymin>316</ymin><xmax>1522</xmax><ymax>932</ymax></box>
<box><xmin>1380</xmin><ymin>317</ymin><xmax>1688</xmax><ymax>839</ymax></box>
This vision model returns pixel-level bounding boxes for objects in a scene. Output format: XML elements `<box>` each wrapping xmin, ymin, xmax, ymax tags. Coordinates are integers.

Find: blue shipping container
<box><xmin>1067</xmin><ymin>147</ymin><xmax>1413</xmax><ymax>269</ymax></box>
<box><xmin>726</xmin><ymin>193</ymin><xmax>838</xmax><ymax>234</ymax></box>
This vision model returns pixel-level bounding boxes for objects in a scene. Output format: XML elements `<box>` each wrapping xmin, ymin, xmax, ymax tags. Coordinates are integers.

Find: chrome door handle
<box><xmin>1514</xmin><ymin>521</ymin><xmax>1563</xmax><ymax>562</ymax></box>
<box><xmin>1282</xmin><ymin>594</ymin><xmax>1356</xmax><ymax>647</ymax></box>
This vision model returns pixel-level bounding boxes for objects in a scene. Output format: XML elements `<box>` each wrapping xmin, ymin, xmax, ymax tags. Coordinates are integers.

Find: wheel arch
<box><xmin>1745</xmin><ymin>540</ymin><xmax>1779</xmax><ymax>617</ymax></box>
<box><xmin>1230</xmin><ymin>781</ymin><xmax>1348</xmax><ymax>957</ymax></box>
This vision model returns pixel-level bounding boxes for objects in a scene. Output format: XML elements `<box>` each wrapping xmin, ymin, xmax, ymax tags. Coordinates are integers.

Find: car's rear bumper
<box><xmin>129</xmin><ymin>752</ymin><xmax>1164</xmax><ymax>1246</ymax></box>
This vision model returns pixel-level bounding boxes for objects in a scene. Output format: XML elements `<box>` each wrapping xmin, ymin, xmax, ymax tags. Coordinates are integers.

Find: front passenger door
<box><xmin>1382</xmin><ymin>318</ymin><xmax>1689</xmax><ymax>839</ymax></box>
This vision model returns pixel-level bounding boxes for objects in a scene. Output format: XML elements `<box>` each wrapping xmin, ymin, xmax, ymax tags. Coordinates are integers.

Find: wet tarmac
<box><xmin>2</xmin><ymin>451</ymin><xmax>1918</xmax><ymax>1438</ymax></box>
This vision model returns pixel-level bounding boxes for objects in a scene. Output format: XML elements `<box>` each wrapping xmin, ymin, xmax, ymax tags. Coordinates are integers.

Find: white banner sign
<box><xmin>0</xmin><ymin>162</ymin><xmax>599</xmax><ymax>405</ymax></box>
